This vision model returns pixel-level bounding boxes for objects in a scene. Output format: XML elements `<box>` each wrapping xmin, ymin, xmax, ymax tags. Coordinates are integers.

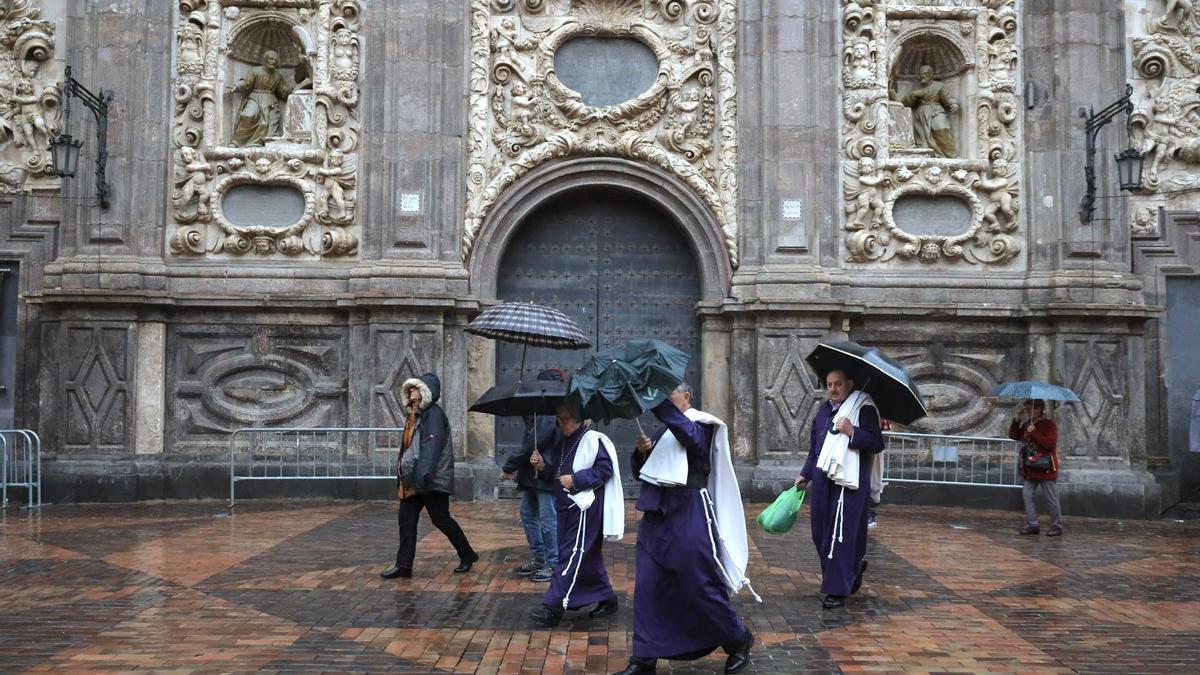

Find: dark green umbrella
<box><xmin>567</xmin><ymin>339</ymin><xmax>691</xmax><ymax>424</ymax></box>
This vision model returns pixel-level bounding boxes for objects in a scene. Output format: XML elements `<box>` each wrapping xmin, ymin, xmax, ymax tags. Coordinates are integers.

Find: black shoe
<box><xmin>612</xmin><ymin>660</ymin><xmax>657</xmax><ymax>675</ymax></box>
<box><xmin>529</xmin><ymin>604</ymin><xmax>563</xmax><ymax>627</ymax></box>
<box><xmin>588</xmin><ymin>597</ymin><xmax>618</xmax><ymax>618</ymax></box>
<box><xmin>530</xmin><ymin>565</ymin><xmax>554</xmax><ymax>583</ymax></box>
<box><xmin>822</xmin><ymin>594</ymin><xmax>845</xmax><ymax>609</ymax></box>
<box><xmin>379</xmin><ymin>565</ymin><xmax>411</xmax><ymax>579</ymax></box>
<box><xmin>724</xmin><ymin>629</ymin><xmax>754</xmax><ymax>674</ymax></box>
<box><xmin>851</xmin><ymin>559</ymin><xmax>868</xmax><ymax>595</ymax></box>
<box><xmin>515</xmin><ymin>559</ymin><xmax>544</xmax><ymax>576</ymax></box>
<box><xmin>454</xmin><ymin>551</ymin><xmax>480</xmax><ymax>574</ymax></box>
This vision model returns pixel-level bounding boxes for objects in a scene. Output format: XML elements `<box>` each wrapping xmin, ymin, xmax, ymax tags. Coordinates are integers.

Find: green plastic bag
<box><xmin>757</xmin><ymin>486</ymin><xmax>805</xmax><ymax>534</ymax></box>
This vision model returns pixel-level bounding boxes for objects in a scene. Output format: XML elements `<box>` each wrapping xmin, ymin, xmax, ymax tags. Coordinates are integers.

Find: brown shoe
<box><xmin>1018</xmin><ymin>525</ymin><xmax>1040</xmax><ymax>535</ymax></box>
<box><xmin>1045</xmin><ymin>526</ymin><xmax>1063</xmax><ymax>537</ymax></box>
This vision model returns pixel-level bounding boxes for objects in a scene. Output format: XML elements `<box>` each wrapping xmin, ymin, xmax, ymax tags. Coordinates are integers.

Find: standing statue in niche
<box><xmin>892</xmin><ymin>65</ymin><xmax>960</xmax><ymax>158</ymax></box>
<box><xmin>226</xmin><ymin>50</ymin><xmax>294</xmax><ymax>147</ymax></box>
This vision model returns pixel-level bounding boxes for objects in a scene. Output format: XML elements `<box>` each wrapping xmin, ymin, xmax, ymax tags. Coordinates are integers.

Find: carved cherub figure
<box><xmin>845</xmin><ymin>156</ymin><xmax>887</xmax><ymax>228</ymax></box>
<box><xmin>491</xmin><ymin>17</ymin><xmax>518</xmax><ymax>63</ymax></box>
<box><xmin>1139</xmin><ymin>91</ymin><xmax>1179</xmax><ymax>186</ymax></box>
<box><xmin>509</xmin><ymin>81</ymin><xmax>537</xmax><ymax>141</ymax></box>
<box><xmin>174</xmin><ymin>146</ymin><xmax>214</xmax><ymax>216</ymax></box>
<box><xmin>843</xmin><ymin>38</ymin><xmax>875</xmax><ymax>86</ymax></box>
<box><xmin>317</xmin><ymin>150</ymin><xmax>356</xmax><ymax>220</ymax></box>
<box><xmin>975</xmin><ymin>157</ymin><xmax>1019</xmax><ymax>232</ymax></box>
<box><xmin>1163</xmin><ymin>0</ymin><xmax>1194</xmax><ymax>26</ymax></box>
<box><xmin>10</xmin><ymin>78</ymin><xmax>50</xmax><ymax>148</ymax></box>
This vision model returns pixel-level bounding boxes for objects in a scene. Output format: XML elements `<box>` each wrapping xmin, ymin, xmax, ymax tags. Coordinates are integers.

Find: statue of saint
<box><xmin>226</xmin><ymin>50</ymin><xmax>294</xmax><ymax>147</ymax></box>
<box><xmin>893</xmin><ymin>65</ymin><xmax>960</xmax><ymax>158</ymax></box>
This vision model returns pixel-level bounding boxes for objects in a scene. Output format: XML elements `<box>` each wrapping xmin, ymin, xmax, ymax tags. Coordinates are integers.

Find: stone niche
<box><xmin>0</xmin><ymin>3</ymin><xmax>63</xmax><ymax>196</ymax></box>
<box><xmin>168</xmin><ymin>0</ymin><xmax>362</xmax><ymax>260</ymax></box>
<box><xmin>840</xmin><ymin>0</ymin><xmax>1022</xmax><ymax>266</ymax></box>
<box><xmin>463</xmin><ymin>0</ymin><xmax>739</xmax><ymax>268</ymax></box>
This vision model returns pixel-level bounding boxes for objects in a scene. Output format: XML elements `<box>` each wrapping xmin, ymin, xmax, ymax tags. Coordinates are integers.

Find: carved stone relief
<box><xmin>169</xmin><ymin>1</ymin><xmax>361</xmax><ymax>259</ymax></box>
<box><xmin>169</xmin><ymin>324</ymin><xmax>348</xmax><ymax>438</ymax></box>
<box><xmin>1127</xmin><ymin>1</ymin><xmax>1200</xmax><ymax>235</ymax></box>
<box><xmin>840</xmin><ymin>0</ymin><xmax>1022</xmax><ymax>265</ymax></box>
<box><xmin>371</xmin><ymin>327</ymin><xmax>439</xmax><ymax>428</ymax></box>
<box><xmin>463</xmin><ymin>0</ymin><xmax>738</xmax><ymax>267</ymax></box>
<box><xmin>758</xmin><ymin>333</ymin><xmax>825</xmax><ymax>455</ymax></box>
<box><xmin>1061</xmin><ymin>338</ymin><xmax>1126</xmax><ymax>459</ymax></box>
<box><xmin>0</xmin><ymin>3</ymin><xmax>62</xmax><ymax>194</ymax></box>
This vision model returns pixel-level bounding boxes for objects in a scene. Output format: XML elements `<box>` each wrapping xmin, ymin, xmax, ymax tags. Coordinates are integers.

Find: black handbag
<box><xmin>1021</xmin><ymin>443</ymin><xmax>1053</xmax><ymax>472</ymax></box>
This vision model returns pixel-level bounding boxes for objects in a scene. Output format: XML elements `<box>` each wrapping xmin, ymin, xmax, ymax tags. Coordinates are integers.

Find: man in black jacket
<box><xmin>381</xmin><ymin>372</ymin><xmax>479</xmax><ymax>579</ymax></box>
<box><xmin>500</xmin><ymin>369</ymin><xmax>563</xmax><ymax>583</ymax></box>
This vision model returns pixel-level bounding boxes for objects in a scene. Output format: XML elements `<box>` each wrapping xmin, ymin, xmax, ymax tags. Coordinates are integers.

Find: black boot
<box><xmin>724</xmin><ymin>629</ymin><xmax>754</xmax><ymax>674</ymax></box>
<box><xmin>454</xmin><ymin>550</ymin><xmax>480</xmax><ymax>573</ymax></box>
<box><xmin>612</xmin><ymin>658</ymin><xmax>657</xmax><ymax>675</ymax></box>
<box><xmin>529</xmin><ymin>603</ymin><xmax>563</xmax><ymax>627</ymax></box>
<box><xmin>588</xmin><ymin>596</ymin><xmax>618</xmax><ymax>618</ymax></box>
<box><xmin>851</xmin><ymin>558</ymin><xmax>868</xmax><ymax>595</ymax></box>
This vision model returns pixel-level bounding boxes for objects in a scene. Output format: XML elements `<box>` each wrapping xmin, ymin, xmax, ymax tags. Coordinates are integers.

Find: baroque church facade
<box><xmin>0</xmin><ymin>0</ymin><xmax>1196</xmax><ymax>516</ymax></box>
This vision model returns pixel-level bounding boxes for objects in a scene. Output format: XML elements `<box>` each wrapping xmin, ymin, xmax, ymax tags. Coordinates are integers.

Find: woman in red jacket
<box><xmin>1008</xmin><ymin>399</ymin><xmax>1062</xmax><ymax>536</ymax></box>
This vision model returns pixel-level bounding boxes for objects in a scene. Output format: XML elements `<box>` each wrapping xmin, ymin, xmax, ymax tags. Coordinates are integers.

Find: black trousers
<box><xmin>395</xmin><ymin>491</ymin><xmax>475</xmax><ymax>569</ymax></box>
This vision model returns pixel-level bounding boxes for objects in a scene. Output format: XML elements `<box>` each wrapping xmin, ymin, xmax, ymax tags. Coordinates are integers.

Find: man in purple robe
<box><xmin>795</xmin><ymin>369</ymin><xmax>884</xmax><ymax>608</ymax></box>
<box><xmin>528</xmin><ymin>402</ymin><xmax>620</xmax><ymax>627</ymax></box>
<box><xmin>614</xmin><ymin>383</ymin><xmax>755</xmax><ymax>675</ymax></box>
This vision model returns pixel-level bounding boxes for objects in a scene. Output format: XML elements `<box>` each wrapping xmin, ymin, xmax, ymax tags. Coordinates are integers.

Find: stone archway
<box><xmin>468</xmin><ymin>158</ymin><xmax>730</xmax><ymax>474</ymax></box>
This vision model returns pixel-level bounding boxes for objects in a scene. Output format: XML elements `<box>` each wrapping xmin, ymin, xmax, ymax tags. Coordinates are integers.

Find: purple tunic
<box><xmin>630</xmin><ymin>402</ymin><xmax>747</xmax><ymax>660</ymax></box>
<box><xmin>800</xmin><ymin>400</ymin><xmax>884</xmax><ymax>597</ymax></box>
<box><xmin>540</xmin><ymin>426</ymin><xmax>616</xmax><ymax>610</ymax></box>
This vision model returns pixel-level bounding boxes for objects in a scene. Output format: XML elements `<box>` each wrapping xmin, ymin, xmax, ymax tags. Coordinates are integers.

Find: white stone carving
<box><xmin>0</xmin><ymin>2</ymin><xmax>62</xmax><ymax>194</ymax></box>
<box><xmin>169</xmin><ymin>0</ymin><xmax>361</xmax><ymax>258</ymax></box>
<box><xmin>463</xmin><ymin>0</ymin><xmax>739</xmax><ymax>267</ymax></box>
<box><xmin>839</xmin><ymin>0</ymin><xmax>1022</xmax><ymax>265</ymax></box>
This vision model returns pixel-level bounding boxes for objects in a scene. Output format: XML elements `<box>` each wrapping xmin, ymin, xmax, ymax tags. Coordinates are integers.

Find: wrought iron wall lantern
<box><xmin>1079</xmin><ymin>83</ymin><xmax>1145</xmax><ymax>225</ymax></box>
<box><xmin>48</xmin><ymin>66</ymin><xmax>114</xmax><ymax>209</ymax></box>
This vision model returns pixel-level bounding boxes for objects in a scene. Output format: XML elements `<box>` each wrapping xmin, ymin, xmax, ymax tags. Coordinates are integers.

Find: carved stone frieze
<box><xmin>463</xmin><ymin>0</ymin><xmax>738</xmax><ymax>267</ymax></box>
<box><xmin>169</xmin><ymin>0</ymin><xmax>361</xmax><ymax>258</ymax></box>
<box><xmin>1127</xmin><ymin>1</ymin><xmax>1200</xmax><ymax>230</ymax></box>
<box><xmin>0</xmin><ymin>2</ymin><xmax>62</xmax><ymax>194</ymax></box>
<box><xmin>839</xmin><ymin>0</ymin><xmax>1022</xmax><ymax>265</ymax></box>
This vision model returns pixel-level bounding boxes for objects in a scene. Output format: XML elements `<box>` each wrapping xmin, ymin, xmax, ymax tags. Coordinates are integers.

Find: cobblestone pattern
<box><xmin>1</xmin><ymin>501</ymin><xmax>1198</xmax><ymax>673</ymax></box>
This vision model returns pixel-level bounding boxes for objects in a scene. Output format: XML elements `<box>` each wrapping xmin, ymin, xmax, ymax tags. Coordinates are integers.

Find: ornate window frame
<box><xmin>463</xmin><ymin>0</ymin><xmax>738</xmax><ymax>268</ymax></box>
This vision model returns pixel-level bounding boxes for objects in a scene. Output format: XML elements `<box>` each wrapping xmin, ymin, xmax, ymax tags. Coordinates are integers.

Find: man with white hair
<box><xmin>614</xmin><ymin>383</ymin><xmax>756</xmax><ymax>675</ymax></box>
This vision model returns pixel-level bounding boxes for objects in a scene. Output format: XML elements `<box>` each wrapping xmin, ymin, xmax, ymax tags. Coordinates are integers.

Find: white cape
<box><xmin>568</xmin><ymin>428</ymin><xmax>625</xmax><ymax>541</ymax></box>
<box><xmin>816</xmin><ymin>390</ymin><xmax>874</xmax><ymax>489</ymax></box>
<box><xmin>675</xmin><ymin>408</ymin><xmax>758</xmax><ymax>600</ymax></box>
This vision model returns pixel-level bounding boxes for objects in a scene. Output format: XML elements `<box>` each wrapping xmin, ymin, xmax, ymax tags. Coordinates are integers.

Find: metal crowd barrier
<box><xmin>228</xmin><ymin>427</ymin><xmax>404</xmax><ymax>507</ymax></box>
<box><xmin>1</xmin><ymin>428</ymin><xmax>42</xmax><ymax>509</ymax></box>
<box><xmin>881</xmin><ymin>431</ymin><xmax>1022</xmax><ymax>488</ymax></box>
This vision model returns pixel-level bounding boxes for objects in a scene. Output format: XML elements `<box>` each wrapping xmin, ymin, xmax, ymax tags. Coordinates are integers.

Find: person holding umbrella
<box><xmin>500</xmin><ymin>368</ymin><xmax>566</xmax><ymax>582</ymax></box>
<box><xmin>527</xmin><ymin>400</ymin><xmax>624</xmax><ymax>627</ymax></box>
<box><xmin>614</xmin><ymin>382</ymin><xmax>758</xmax><ymax>675</ymax></box>
<box><xmin>1008</xmin><ymin>398</ymin><xmax>1061</xmax><ymax>536</ymax></box>
<box><xmin>795</xmin><ymin>368</ymin><xmax>885</xmax><ymax>609</ymax></box>
<box><xmin>797</xmin><ymin>340</ymin><xmax>927</xmax><ymax>610</ymax></box>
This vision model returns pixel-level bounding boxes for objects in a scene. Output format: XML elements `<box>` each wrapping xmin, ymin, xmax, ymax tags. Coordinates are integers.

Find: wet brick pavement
<box><xmin>2</xmin><ymin>500</ymin><xmax>1198</xmax><ymax>673</ymax></box>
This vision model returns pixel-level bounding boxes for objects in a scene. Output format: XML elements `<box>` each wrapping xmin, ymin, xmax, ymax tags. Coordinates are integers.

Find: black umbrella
<box><xmin>568</xmin><ymin>339</ymin><xmax>691</xmax><ymax>424</ymax></box>
<box><xmin>469</xmin><ymin>379</ymin><xmax>566</xmax><ymax>417</ymax></box>
<box><xmin>804</xmin><ymin>340</ymin><xmax>928</xmax><ymax>425</ymax></box>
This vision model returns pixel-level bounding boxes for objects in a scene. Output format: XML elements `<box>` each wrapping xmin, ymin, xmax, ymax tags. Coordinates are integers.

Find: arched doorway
<box><xmin>493</xmin><ymin>187</ymin><xmax>703</xmax><ymax>476</ymax></box>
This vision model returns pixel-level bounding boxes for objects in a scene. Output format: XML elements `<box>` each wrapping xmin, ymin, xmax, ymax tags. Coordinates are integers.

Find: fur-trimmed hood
<box><xmin>402</xmin><ymin>373</ymin><xmax>440</xmax><ymax>411</ymax></box>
